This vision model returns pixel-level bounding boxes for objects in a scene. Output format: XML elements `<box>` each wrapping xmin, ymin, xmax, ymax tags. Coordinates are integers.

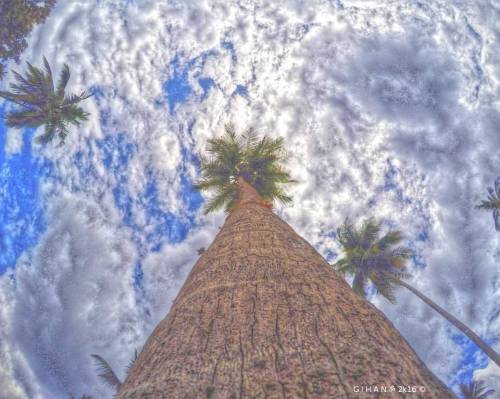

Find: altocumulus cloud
<box><xmin>0</xmin><ymin>0</ymin><xmax>499</xmax><ymax>397</ymax></box>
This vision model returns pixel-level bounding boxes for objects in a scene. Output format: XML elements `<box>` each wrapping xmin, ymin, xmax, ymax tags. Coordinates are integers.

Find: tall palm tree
<box><xmin>334</xmin><ymin>218</ymin><xmax>500</xmax><ymax>368</ymax></box>
<box><xmin>117</xmin><ymin>126</ymin><xmax>454</xmax><ymax>398</ymax></box>
<box><xmin>476</xmin><ymin>177</ymin><xmax>500</xmax><ymax>231</ymax></box>
<box><xmin>0</xmin><ymin>57</ymin><xmax>90</xmax><ymax>144</ymax></box>
<box><xmin>193</xmin><ymin>124</ymin><xmax>295</xmax><ymax>213</ymax></box>
<box><xmin>460</xmin><ymin>380</ymin><xmax>495</xmax><ymax>399</ymax></box>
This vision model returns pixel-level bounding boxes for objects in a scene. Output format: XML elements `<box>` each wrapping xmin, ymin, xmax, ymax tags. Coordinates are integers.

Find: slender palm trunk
<box><xmin>395</xmin><ymin>278</ymin><xmax>500</xmax><ymax>368</ymax></box>
<box><xmin>118</xmin><ymin>180</ymin><xmax>455</xmax><ymax>398</ymax></box>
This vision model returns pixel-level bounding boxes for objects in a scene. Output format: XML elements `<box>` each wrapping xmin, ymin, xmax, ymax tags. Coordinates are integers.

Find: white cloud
<box><xmin>4</xmin><ymin>128</ymin><xmax>24</xmax><ymax>155</ymax></box>
<box><xmin>0</xmin><ymin>195</ymin><xmax>145</xmax><ymax>398</ymax></box>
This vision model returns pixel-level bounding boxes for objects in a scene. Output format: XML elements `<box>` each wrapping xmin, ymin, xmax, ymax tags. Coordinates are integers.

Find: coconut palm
<box><xmin>117</xmin><ymin>126</ymin><xmax>455</xmax><ymax>398</ymax></box>
<box><xmin>476</xmin><ymin>177</ymin><xmax>500</xmax><ymax>231</ymax></box>
<box><xmin>193</xmin><ymin>123</ymin><xmax>295</xmax><ymax>214</ymax></box>
<box><xmin>460</xmin><ymin>380</ymin><xmax>495</xmax><ymax>399</ymax></box>
<box><xmin>335</xmin><ymin>218</ymin><xmax>500</xmax><ymax>368</ymax></box>
<box><xmin>0</xmin><ymin>57</ymin><xmax>90</xmax><ymax>144</ymax></box>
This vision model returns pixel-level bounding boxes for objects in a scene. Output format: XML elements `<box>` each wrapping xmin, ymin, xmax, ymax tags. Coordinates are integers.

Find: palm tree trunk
<box><xmin>395</xmin><ymin>278</ymin><xmax>500</xmax><ymax>368</ymax></box>
<box><xmin>117</xmin><ymin>179</ymin><xmax>455</xmax><ymax>398</ymax></box>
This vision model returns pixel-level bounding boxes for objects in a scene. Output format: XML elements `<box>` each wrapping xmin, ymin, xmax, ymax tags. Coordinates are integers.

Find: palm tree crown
<box><xmin>0</xmin><ymin>57</ymin><xmax>91</xmax><ymax>144</ymax></box>
<box><xmin>194</xmin><ymin>124</ymin><xmax>295</xmax><ymax>214</ymax></box>
<box><xmin>476</xmin><ymin>176</ymin><xmax>500</xmax><ymax>231</ymax></box>
<box><xmin>335</xmin><ymin>217</ymin><xmax>500</xmax><ymax>368</ymax></box>
<box><xmin>334</xmin><ymin>218</ymin><xmax>412</xmax><ymax>302</ymax></box>
<box><xmin>459</xmin><ymin>380</ymin><xmax>495</xmax><ymax>399</ymax></box>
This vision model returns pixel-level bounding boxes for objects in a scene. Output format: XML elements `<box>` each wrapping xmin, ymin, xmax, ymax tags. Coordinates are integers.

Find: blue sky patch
<box><xmin>0</xmin><ymin>113</ymin><xmax>54</xmax><ymax>274</ymax></box>
<box><xmin>165</xmin><ymin>57</ymin><xmax>194</xmax><ymax>113</ymax></box>
<box><xmin>198</xmin><ymin>77</ymin><xmax>215</xmax><ymax>100</ymax></box>
<box><xmin>234</xmin><ymin>84</ymin><xmax>248</xmax><ymax>97</ymax></box>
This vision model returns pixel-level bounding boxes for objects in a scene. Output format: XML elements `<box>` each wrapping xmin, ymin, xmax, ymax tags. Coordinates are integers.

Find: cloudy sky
<box><xmin>0</xmin><ymin>0</ymin><xmax>499</xmax><ymax>397</ymax></box>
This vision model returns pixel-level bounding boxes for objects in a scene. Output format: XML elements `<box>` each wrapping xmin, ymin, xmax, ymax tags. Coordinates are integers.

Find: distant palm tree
<box><xmin>460</xmin><ymin>380</ymin><xmax>495</xmax><ymax>399</ymax></box>
<box><xmin>193</xmin><ymin>123</ymin><xmax>296</xmax><ymax>214</ymax></box>
<box><xmin>476</xmin><ymin>177</ymin><xmax>500</xmax><ymax>231</ymax></box>
<box><xmin>0</xmin><ymin>57</ymin><xmax>90</xmax><ymax>144</ymax></box>
<box><xmin>334</xmin><ymin>218</ymin><xmax>500</xmax><ymax>368</ymax></box>
<box><xmin>68</xmin><ymin>394</ymin><xmax>93</xmax><ymax>399</ymax></box>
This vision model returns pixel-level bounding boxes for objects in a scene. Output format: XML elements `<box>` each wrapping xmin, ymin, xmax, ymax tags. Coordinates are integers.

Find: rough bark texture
<box><xmin>118</xmin><ymin>180</ymin><xmax>455</xmax><ymax>399</ymax></box>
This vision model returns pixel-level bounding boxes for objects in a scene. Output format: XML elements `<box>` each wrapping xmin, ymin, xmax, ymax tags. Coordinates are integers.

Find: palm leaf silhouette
<box><xmin>91</xmin><ymin>354</ymin><xmax>122</xmax><ymax>388</ymax></box>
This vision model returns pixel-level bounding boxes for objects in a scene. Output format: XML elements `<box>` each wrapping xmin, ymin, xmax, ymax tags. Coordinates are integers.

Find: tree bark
<box><xmin>118</xmin><ymin>179</ymin><xmax>455</xmax><ymax>398</ymax></box>
<box><xmin>395</xmin><ymin>278</ymin><xmax>500</xmax><ymax>368</ymax></box>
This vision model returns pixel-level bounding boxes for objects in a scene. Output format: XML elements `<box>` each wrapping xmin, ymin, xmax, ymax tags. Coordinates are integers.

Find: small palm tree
<box><xmin>194</xmin><ymin>124</ymin><xmax>295</xmax><ymax>214</ymax></box>
<box><xmin>476</xmin><ymin>177</ymin><xmax>500</xmax><ymax>231</ymax></box>
<box><xmin>0</xmin><ymin>57</ymin><xmax>90</xmax><ymax>144</ymax></box>
<box><xmin>460</xmin><ymin>380</ymin><xmax>495</xmax><ymax>399</ymax></box>
<box><xmin>334</xmin><ymin>218</ymin><xmax>412</xmax><ymax>302</ymax></box>
<box><xmin>334</xmin><ymin>218</ymin><xmax>500</xmax><ymax>368</ymax></box>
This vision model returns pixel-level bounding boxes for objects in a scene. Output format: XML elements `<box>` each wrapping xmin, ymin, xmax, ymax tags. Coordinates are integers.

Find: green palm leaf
<box><xmin>56</xmin><ymin>64</ymin><xmax>71</xmax><ymax>98</ymax></box>
<box><xmin>334</xmin><ymin>218</ymin><xmax>412</xmax><ymax>301</ymax></box>
<box><xmin>0</xmin><ymin>57</ymin><xmax>90</xmax><ymax>145</ymax></box>
<box><xmin>195</xmin><ymin>124</ymin><xmax>295</xmax><ymax>214</ymax></box>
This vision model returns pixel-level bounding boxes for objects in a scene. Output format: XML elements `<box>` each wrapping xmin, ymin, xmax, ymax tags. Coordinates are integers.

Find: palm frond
<box><xmin>495</xmin><ymin>177</ymin><xmax>500</xmax><ymax>198</ymax></box>
<box><xmin>63</xmin><ymin>91</ymin><xmax>93</xmax><ymax>106</ymax></box>
<box><xmin>360</xmin><ymin>218</ymin><xmax>381</xmax><ymax>248</ymax></box>
<box><xmin>476</xmin><ymin>199</ymin><xmax>500</xmax><ymax>210</ymax></box>
<box><xmin>91</xmin><ymin>354</ymin><xmax>122</xmax><ymax>388</ymax></box>
<box><xmin>5</xmin><ymin>108</ymin><xmax>47</xmax><ymax>128</ymax></box>
<box><xmin>336</xmin><ymin>219</ymin><xmax>360</xmax><ymax>250</ymax></box>
<box><xmin>376</xmin><ymin>230</ymin><xmax>402</xmax><ymax>250</ymax></box>
<box><xmin>335</xmin><ymin>218</ymin><xmax>412</xmax><ymax>303</ymax></box>
<box><xmin>203</xmin><ymin>183</ymin><xmax>237</xmax><ymax>214</ymax></box>
<box><xmin>494</xmin><ymin>209</ymin><xmax>500</xmax><ymax>232</ymax></box>
<box><xmin>477</xmin><ymin>177</ymin><xmax>500</xmax><ymax>231</ymax></box>
<box><xmin>333</xmin><ymin>258</ymin><xmax>351</xmax><ymax>274</ymax></box>
<box><xmin>56</xmin><ymin>64</ymin><xmax>71</xmax><ymax>98</ymax></box>
<box><xmin>35</xmin><ymin>123</ymin><xmax>57</xmax><ymax>145</ymax></box>
<box><xmin>371</xmin><ymin>272</ymin><xmax>397</xmax><ymax>303</ymax></box>
<box><xmin>352</xmin><ymin>272</ymin><xmax>368</xmax><ymax>297</ymax></box>
<box><xmin>195</xmin><ymin>124</ymin><xmax>294</xmax><ymax>213</ymax></box>
<box><xmin>126</xmin><ymin>349</ymin><xmax>139</xmax><ymax>375</ymax></box>
<box><xmin>42</xmin><ymin>57</ymin><xmax>54</xmax><ymax>95</ymax></box>
<box><xmin>390</xmin><ymin>246</ymin><xmax>413</xmax><ymax>260</ymax></box>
